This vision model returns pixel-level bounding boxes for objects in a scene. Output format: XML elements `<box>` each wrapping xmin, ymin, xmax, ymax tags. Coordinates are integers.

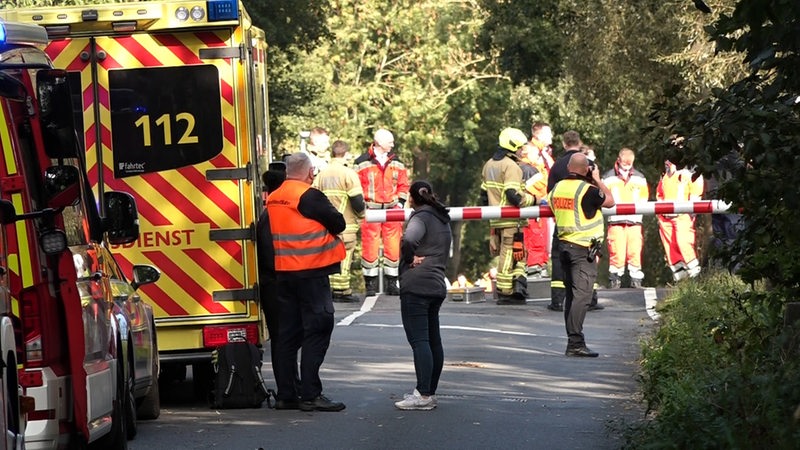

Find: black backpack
<box><xmin>210</xmin><ymin>341</ymin><xmax>272</xmax><ymax>409</ymax></box>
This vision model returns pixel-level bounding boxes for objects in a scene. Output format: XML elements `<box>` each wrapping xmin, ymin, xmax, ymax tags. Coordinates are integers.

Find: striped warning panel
<box><xmin>44</xmin><ymin>30</ymin><xmax>253</xmax><ymax>319</ymax></box>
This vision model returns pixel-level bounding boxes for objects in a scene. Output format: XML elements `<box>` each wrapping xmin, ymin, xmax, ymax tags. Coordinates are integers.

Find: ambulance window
<box><xmin>109</xmin><ymin>65</ymin><xmax>223</xmax><ymax>177</ymax></box>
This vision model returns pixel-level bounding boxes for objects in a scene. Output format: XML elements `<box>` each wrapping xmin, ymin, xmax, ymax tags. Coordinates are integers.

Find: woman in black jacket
<box><xmin>394</xmin><ymin>180</ymin><xmax>452</xmax><ymax>411</ymax></box>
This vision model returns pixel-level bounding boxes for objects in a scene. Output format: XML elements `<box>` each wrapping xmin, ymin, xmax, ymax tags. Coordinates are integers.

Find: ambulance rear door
<box><xmin>37</xmin><ymin>4</ymin><xmax>261</xmax><ymax>344</ymax></box>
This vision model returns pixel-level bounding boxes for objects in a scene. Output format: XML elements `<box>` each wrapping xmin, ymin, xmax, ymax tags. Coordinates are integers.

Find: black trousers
<box><xmin>273</xmin><ymin>276</ymin><xmax>335</xmax><ymax>402</ymax></box>
<box><xmin>550</xmin><ymin>232</ymin><xmax>566</xmax><ymax>306</ymax></box>
<box><xmin>552</xmin><ymin>231</ymin><xmax>598</xmax><ymax>306</ymax></box>
<box><xmin>260</xmin><ymin>273</ymin><xmax>300</xmax><ymax>393</ymax></box>
<box><xmin>559</xmin><ymin>243</ymin><xmax>597</xmax><ymax>349</ymax></box>
<box><xmin>400</xmin><ymin>293</ymin><xmax>445</xmax><ymax>396</ymax></box>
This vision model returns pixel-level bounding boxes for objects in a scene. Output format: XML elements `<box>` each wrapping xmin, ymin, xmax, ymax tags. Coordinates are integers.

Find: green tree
<box><xmin>242</xmin><ymin>0</ymin><xmax>330</xmax><ymax>51</ymax></box>
<box><xmin>266</xmin><ymin>0</ymin><xmax>518</xmax><ymax>277</ymax></box>
<box><xmin>648</xmin><ymin>0</ymin><xmax>800</xmax><ymax>297</ymax></box>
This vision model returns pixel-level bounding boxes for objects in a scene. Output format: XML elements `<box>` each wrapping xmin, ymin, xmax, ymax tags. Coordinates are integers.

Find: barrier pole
<box><xmin>366</xmin><ymin>200</ymin><xmax>731</xmax><ymax>223</ymax></box>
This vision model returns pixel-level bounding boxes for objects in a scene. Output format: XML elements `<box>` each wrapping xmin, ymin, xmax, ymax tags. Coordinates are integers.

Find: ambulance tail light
<box><xmin>19</xmin><ymin>288</ymin><xmax>44</xmax><ymax>367</ymax></box>
<box><xmin>206</xmin><ymin>0</ymin><xmax>239</xmax><ymax>21</ymax></box>
<box><xmin>202</xmin><ymin>324</ymin><xmax>258</xmax><ymax>347</ymax></box>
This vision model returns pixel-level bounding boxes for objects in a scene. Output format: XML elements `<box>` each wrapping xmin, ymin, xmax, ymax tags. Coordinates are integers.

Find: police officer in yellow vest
<box><xmin>267</xmin><ymin>152</ymin><xmax>348</xmax><ymax>411</ymax></box>
<box><xmin>548</xmin><ymin>152</ymin><xmax>615</xmax><ymax>357</ymax></box>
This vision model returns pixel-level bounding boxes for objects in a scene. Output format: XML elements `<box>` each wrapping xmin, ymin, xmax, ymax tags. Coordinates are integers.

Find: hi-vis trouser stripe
<box><xmin>44</xmin><ymin>31</ymin><xmax>251</xmax><ymax>319</ymax></box>
<box><xmin>0</xmin><ymin>103</ymin><xmax>35</xmax><ymax>317</ymax></box>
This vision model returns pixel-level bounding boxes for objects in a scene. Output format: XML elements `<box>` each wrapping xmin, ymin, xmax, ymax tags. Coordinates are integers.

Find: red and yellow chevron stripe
<box><xmin>43</xmin><ymin>30</ymin><xmax>255</xmax><ymax>320</ymax></box>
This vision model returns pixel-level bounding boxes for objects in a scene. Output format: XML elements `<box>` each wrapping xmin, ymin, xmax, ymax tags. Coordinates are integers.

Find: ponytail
<box><xmin>410</xmin><ymin>180</ymin><xmax>448</xmax><ymax>216</ymax></box>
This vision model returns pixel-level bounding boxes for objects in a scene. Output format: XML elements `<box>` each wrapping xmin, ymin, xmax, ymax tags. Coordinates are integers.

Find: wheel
<box><xmin>136</xmin><ymin>364</ymin><xmax>160</xmax><ymax>419</ymax></box>
<box><xmin>136</xmin><ymin>328</ymin><xmax>160</xmax><ymax>420</ymax></box>
<box><xmin>191</xmin><ymin>362</ymin><xmax>214</xmax><ymax>401</ymax></box>
<box><xmin>124</xmin><ymin>347</ymin><xmax>137</xmax><ymax>440</ymax></box>
<box><xmin>89</xmin><ymin>355</ymin><xmax>128</xmax><ymax>450</ymax></box>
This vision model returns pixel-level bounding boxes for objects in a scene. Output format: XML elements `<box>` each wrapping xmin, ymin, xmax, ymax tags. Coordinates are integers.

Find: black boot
<box><xmin>588</xmin><ymin>289</ymin><xmax>604</xmax><ymax>311</ymax></box>
<box><xmin>547</xmin><ymin>287</ymin><xmax>565</xmax><ymax>311</ymax></box>
<box><xmin>364</xmin><ymin>276</ymin><xmax>378</xmax><ymax>297</ymax></box>
<box><xmin>512</xmin><ymin>275</ymin><xmax>528</xmax><ymax>301</ymax></box>
<box><xmin>385</xmin><ymin>275</ymin><xmax>400</xmax><ymax>296</ymax></box>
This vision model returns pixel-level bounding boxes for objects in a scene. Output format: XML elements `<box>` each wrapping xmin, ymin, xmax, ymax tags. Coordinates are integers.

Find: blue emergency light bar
<box><xmin>0</xmin><ymin>21</ymin><xmax>49</xmax><ymax>46</ymax></box>
<box><xmin>207</xmin><ymin>0</ymin><xmax>239</xmax><ymax>22</ymax></box>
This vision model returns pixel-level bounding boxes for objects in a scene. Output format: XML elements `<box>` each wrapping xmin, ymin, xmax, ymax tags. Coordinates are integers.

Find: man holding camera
<box><xmin>545</xmin><ymin>131</ymin><xmax>584</xmax><ymax>312</ymax></box>
<box><xmin>548</xmin><ymin>152</ymin><xmax>615</xmax><ymax>357</ymax></box>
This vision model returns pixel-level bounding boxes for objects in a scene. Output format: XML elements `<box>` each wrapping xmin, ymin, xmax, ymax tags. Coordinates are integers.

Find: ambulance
<box><xmin>3</xmin><ymin>0</ymin><xmax>272</xmax><ymax>389</ymax></box>
<box><xmin>0</xmin><ymin>19</ymin><xmax>162</xmax><ymax>449</ymax></box>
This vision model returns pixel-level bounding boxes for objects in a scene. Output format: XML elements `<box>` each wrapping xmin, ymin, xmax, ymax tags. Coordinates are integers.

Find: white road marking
<box><xmin>644</xmin><ymin>287</ymin><xmax>660</xmax><ymax>321</ymax></box>
<box><xmin>352</xmin><ymin>322</ymin><xmax>545</xmax><ymax>337</ymax></box>
<box><xmin>337</xmin><ymin>294</ymin><xmax>378</xmax><ymax>326</ymax></box>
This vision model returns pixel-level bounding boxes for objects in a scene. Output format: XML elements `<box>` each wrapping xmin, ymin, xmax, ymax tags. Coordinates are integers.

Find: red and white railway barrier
<box><xmin>365</xmin><ymin>200</ymin><xmax>731</xmax><ymax>223</ymax></box>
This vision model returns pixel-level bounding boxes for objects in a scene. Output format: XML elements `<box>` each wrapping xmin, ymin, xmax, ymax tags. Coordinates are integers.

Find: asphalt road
<box><xmin>130</xmin><ymin>287</ymin><xmax>663</xmax><ymax>450</ymax></box>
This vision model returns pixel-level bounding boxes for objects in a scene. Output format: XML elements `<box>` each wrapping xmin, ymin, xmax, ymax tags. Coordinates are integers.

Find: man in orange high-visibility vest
<box><xmin>656</xmin><ymin>160</ymin><xmax>704</xmax><ymax>281</ymax></box>
<box><xmin>602</xmin><ymin>148</ymin><xmax>650</xmax><ymax>288</ymax></box>
<box><xmin>267</xmin><ymin>152</ymin><xmax>347</xmax><ymax>412</ymax></box>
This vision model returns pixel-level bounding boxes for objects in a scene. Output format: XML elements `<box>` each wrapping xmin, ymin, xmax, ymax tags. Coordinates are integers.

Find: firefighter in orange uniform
<box><xmin>355</xmin><ymin>129</ymin><xmax>410</xmax><ymax>296</ymax></box>
<box><xmin>523</xmin><ymin>122</ymin><xmax>555</xmax><ymax>278</ymax></box>
<box><xmin>656</xmin><ymin>160</ymin><xmax>704</xmax><ymax>281</ymax></box>
<box><xmin>602</xmin><ymin>148</ymin><xmax>649</xmax><ymax>288</ymax></box>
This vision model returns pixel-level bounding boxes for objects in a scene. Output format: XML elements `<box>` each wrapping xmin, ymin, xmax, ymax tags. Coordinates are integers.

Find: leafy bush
<box><xmin>627</xmin><ymin>270</ymin><xmax>800</xmax><ymax>449</ymax></box>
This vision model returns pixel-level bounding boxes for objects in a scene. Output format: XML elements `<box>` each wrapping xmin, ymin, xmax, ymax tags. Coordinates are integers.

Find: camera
<box><xmin>587</xmin><ymin>238</ymin><xmax>603</xmax><ymax>262</ymax></box>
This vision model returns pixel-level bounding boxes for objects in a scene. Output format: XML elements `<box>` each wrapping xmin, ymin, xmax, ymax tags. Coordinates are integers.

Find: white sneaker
<box><xmin>395</xmin><ymin>389</ymin><xmax>435</xmax><ymax>410</ymax></box>
<box><xmin>404</xmin><ymin>391</ymin><xmax>437</xmax><ymax>406</ymax></box>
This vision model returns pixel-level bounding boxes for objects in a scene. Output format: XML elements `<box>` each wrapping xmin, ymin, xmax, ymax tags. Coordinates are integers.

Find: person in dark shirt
<box><xmin>545</xmin><ymin>131</ymin><xmax>583</xmax><ymax>312</ymax></box>
<box><xmin>549</xmin><ymin>153</ymin><xmax>615</xmax><ymax>357</ymax></box>
<box><xmin>394</xmin><ymin>180</ymin><xmax>452</xmax><ymax>410</ymax></box>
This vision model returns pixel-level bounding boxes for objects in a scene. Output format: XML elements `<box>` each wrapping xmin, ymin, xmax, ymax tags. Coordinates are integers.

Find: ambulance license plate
<box><xmin>227</xmin><ymin>328</ymin><xmax>246</xmax><ymax>342</ymax></box>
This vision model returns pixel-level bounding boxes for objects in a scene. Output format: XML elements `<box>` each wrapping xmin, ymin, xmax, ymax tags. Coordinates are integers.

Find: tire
<box><xmin>136</xmin><ymin>329</ymin><xmax>160</xmax><ymax>420</ymax></box>
<box><xmin>124</xmin><ymin>341</ymin><xmax>137</xmax><ymax>440</ymax></box>
<box><xmin>90</xmin><ymin>356</ymin><xmax>128</xmax><ymax>450</ymax></box>
<box><xmin>191</xmin><ymin>362</ymin><xmax>214</xmax><ymax>401</ymax></box>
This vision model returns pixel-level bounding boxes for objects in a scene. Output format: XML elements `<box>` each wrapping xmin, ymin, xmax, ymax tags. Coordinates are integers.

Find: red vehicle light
<box><xmin>202</xmin><ymin>323</ymin><xmax>259</xmax><ymax>347</ymax></box>
<box><xmin>19</xmin><ymin>369</ymin><xmax>44</xmax><ymax>388</ymax></box>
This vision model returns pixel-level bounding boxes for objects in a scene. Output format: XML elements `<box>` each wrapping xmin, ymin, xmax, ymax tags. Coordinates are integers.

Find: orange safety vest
<box><xmin>356</xmin><ymin>147</ymin><xmax>409</xmax><ymax>206</ymax></box>
<box><xmin>267</xmin><ymin>179</ymin><xmax>345</xmax><ymax>272</ymax></box>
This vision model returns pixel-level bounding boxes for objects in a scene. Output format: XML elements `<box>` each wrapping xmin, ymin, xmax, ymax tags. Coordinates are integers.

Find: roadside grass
<box><xmin>621</xmin><ymin>269</ymin><xmax>800</xmax><ymax>449</ymax></box>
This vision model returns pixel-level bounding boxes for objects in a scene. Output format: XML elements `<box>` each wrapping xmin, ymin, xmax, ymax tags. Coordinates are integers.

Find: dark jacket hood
<box><xmin>412</xmin><ymin>204</ymin><xmax>450</xmax><ymax>225</ymax></box>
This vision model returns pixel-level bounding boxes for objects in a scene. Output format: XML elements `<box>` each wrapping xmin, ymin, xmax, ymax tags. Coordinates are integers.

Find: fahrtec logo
<box><xmin>119</xmin><ymin>162</ymin><xmax>146</xmax><ymax>171</ymax></box>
